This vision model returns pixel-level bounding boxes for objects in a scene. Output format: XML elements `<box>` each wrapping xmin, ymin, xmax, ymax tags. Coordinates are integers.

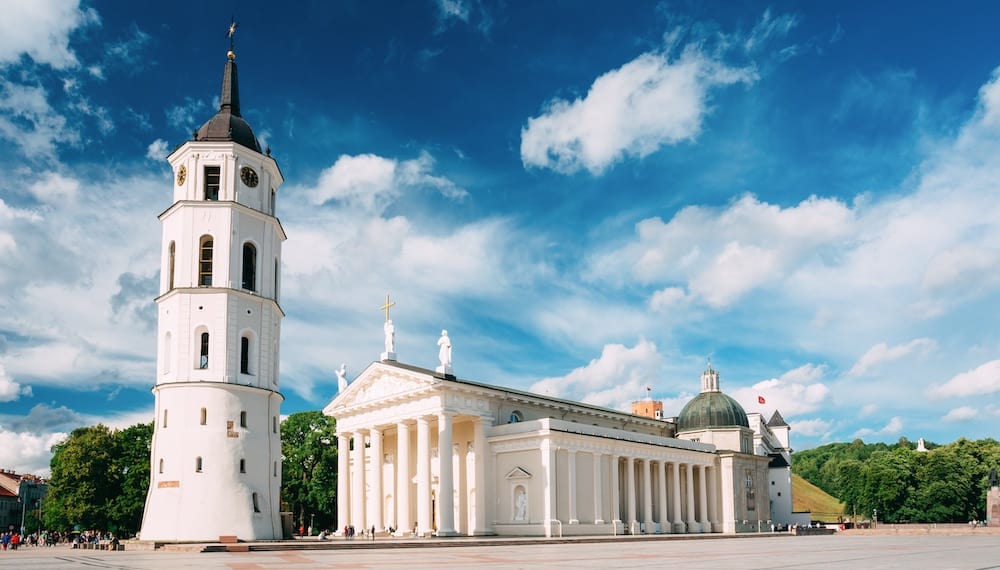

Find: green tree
<box><xmin>280</xmin><ymin>411</ymin><xmax>338</xmax><ymax>532</ymax></box>
<box><xmin>45</xmin><ymin>425</ymin><xmax>118</xmax><ymax>531</ymax></box>
<box><xmin>43</xmin><ymin>422</ymin><xmax>153</xmax><ymax>535</ymax></box>
<box><xmin>108</xmin><ymin>422</ymin><xmax>153</xmax><ymax>534</ymax></box>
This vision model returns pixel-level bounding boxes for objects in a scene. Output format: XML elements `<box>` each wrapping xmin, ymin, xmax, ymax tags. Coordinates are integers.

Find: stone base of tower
<box><xmin>140</xmin><ymin>382</ymin><xmax>283</xmax><ymax>542</ymax></box>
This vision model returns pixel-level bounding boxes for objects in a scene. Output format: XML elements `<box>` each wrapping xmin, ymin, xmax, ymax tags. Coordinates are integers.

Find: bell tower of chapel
<box><xmin>140</xmin><ymin>30</ymin><xmax>286</xmax><ymax>541</ymax></box>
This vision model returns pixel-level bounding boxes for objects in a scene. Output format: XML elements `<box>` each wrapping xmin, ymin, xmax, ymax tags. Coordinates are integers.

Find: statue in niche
<box><xmin>336</xmin><ymin>363</ymin><xmax>348</xmax><ymax>393</ymax></box>
<box><xmin>514</xmin><ymin>486</ymin><xmax>527</xmax><ymax>521</ymax></box>
<box><xmin>438</xmin><ymin>330</ymin><xmax>452</xmax><ymax>367</ymax></box>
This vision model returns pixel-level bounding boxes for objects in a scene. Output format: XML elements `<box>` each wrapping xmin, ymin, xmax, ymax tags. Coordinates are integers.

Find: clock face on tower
<box><xmin>240</xmin><ymin>166</ymin><xmax>259</xmax><ymax>188</ymax></box>
<box><xmin>176</xmin><ymin>165</ymin><xmax>186</xmax><ymax>186</ymax></box>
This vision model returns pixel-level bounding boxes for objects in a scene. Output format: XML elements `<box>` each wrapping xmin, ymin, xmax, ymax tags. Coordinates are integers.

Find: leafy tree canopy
<box><xmin>794</xmin><ymin>437</ymin><xmax>1000</xmax><ymax>523</ymax></box>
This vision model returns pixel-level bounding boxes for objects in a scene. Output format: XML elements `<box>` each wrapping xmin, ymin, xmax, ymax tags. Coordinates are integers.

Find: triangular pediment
<box><xmin>324</xmin><ymin>362</ymin><xmax>437</xmax><ymax>413</ymax></box>
<box><xmin>505</xmin><ymin>467</ymin><xmax>532</xmax><ymax>480</ymax></box>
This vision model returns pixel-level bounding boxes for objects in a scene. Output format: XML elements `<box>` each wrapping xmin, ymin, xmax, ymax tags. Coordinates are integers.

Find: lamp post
<box><xmin>310</xmin><ymin>513</ymin><xmax>315</xmax><ymax>536</ymax></box>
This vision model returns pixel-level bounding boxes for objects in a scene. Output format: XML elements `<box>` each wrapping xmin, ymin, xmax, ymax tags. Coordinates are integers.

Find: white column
<box><xmin>686</xmin><ymin>463</ymin><xmax>697</xmax><ymax>533</ymax></box>
<box><xmin>657</xmin><ymin>460</ymin><xmax>668</xmax><ymax>532</ymax></box>
<box><xmin>610</xmin><ymin>455</ymin><xmax>620</xmax><ymax>523</ymax></box>
<box><xmin>698</xmin><ymin>464</ymin><xmax>709</xmax><ymax>532</ymax></box>
<box><xmin>437</xmin><ymin>412</ymin><xmax>457</xmax><ymax>535</ymax></box>
<box><xmin>370</xmin><ymin>427</ymin><xmax>383</xmax><ymax>533</ymax></box>
<box><xmin>541</xmin><ymin>438</ymin><xmax>556</xmax><ymax>537</ymax></box>
<box><xmin>416</xmin><ymin>416</ymin><xmax>431</xmax><ymax>536</ymax></box>
<box><xmin>593</xmin><ymin>452</ymin><xmax>604</xmax><ymax>524</ymax></box>
<box><xmin>567</xmin><ymin>450</ymin><xmax>579</xmax><ymax>524</ymax></box>
<box><xmin>472</xmin><ymin>417</ymin><xmax>489</xmax><ymax>535</ymax></box>
<box><xmin>396</xmin><ymin>422</ymin><xmax>411</xmax><ymax>536</ymax></box>
<box><xmin>626</xmin><ymin>456</ymin><xmax>637</xmax><ymax>527</ymax></box>
<box><xmin>642</xmin><ymin>458</ymin><xmax>653</xmax><ymax>529</ymax></box>
<box><xmin>707</xmin><ymin>465</ymin><xmax>719</xmax><ymax>532</ymax></box>
<box><xmin>351</xmin><ymin>430</ymin><xmax>367</xmax><ymax>530</ymax></box>
<box><xmin>671</xmin><ymin>461</ymin><xmax>683</xmax><ymax>533</ymax></box>
<box><xmin>337</xmin><ymin>432</ymin><xmax>350</xmax><ymax>533</ymax></box>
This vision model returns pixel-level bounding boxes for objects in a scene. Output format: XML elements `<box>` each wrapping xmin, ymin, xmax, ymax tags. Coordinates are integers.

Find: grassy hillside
<box><xmin>792</xmin><ymin>473</ymin><xmax>846</xmax><ymax>522</ymax></box>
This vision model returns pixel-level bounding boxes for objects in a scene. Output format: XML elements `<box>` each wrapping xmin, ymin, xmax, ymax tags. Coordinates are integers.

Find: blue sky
<box><xmin>2</xmin><ymin>0</ymin><xmax>1000</xmax><ymax>475</ymax></box>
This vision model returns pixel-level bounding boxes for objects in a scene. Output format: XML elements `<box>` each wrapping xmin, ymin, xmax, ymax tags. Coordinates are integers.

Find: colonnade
<box><xmin>336</xmin><ymin>413</ymin><xmax>489</xmax><ymax>536</ymax></box>
<box><xmin>566</xmin><ymin>450</ymin><xmax>720</xmax><ymax>534</ymax></box>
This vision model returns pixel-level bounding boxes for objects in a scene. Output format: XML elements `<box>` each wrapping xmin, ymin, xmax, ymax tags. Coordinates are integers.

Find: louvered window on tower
<box><xmin>199</xmin><ymin>236</ymin><xmax>213</xmax><ymax>286</ymax></box>
<box><xmin>204</xmin><ymin>166</ymin><xmax>220</xmax><ymax>200</ymax></box>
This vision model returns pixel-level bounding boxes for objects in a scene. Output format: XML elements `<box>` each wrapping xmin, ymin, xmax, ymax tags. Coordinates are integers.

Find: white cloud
<box><xmin>0</xmin><ymin>428</ymin><xmax>67</xmax><ymax>476</ymax></box>
<box><xmin>859</xmin><ymin>403</ymin><xmax>878</xmax><ymax>418</ymax></box>
<box><xmin>941</xmin><ymin>406</ymin><xmax>977</xmax><ymax>422</ymax></box>
<box><xmin>146</xmin><ymin>138</ymin><xmax>169</xmax><ymax>161</ymax></box>
<box><xmin>0</xmin><ymin>79</ymin><xmax>80</xmax><ymax>158</ymax></box>
<box><xmin>0</xmin><ymin>0</ymin><xmax>99</xmax><ymax>69</ymax></box>
<box><xmin>308</xmin><ymin>151</ymin><xmax>467</xmax><ymax>213</ymax></box>
<box><xmin>848</xmin><ymin>338</ymin><xmax>937</xmax><ymax>376</ymax></box>
<box><xmin>437</xmin><ymin>0</ymin><xmax>469</xmax><ymax>22</ymax></box>
<box><xmin>166</xmin><ymin>97</ymin><xmax>210</xmax><ymax>132</ymax></box>
<box><xmin>589</xmin><ymin>194</ymin><xmax>855</xmax><ymax>308</ymax></box>
<box><xmin>26</xmin><ymin>171</ymin><xmax>79</xmax><ymax>204</ymax></box>
<box><xmin>790</xmin><ymin>418</ymin><xmax>833</xmax><ymax>437</ymax></box>
<box><xmin>0</xmin><ymin>364</ymin><xmax>31</xmax><ymax>402</ymax></box>
<box><xmin>744</xmin><ymin>9</ymin><xmax>799</xmax><ymax>53</ymax></box>
<box><xmin>932</xmin><ymin>359</ymin><xmax>1000</xmax><ymax>398</ymax></box>
<box><xmin>854</xmin><ymin>416</ymin><xmax>903</xmax><ymax>439</ymax></box>
<box><xmin>731</xmin><ymin>364</ymin><xmax>830</xmax><ymax>418</ymax></box>
<box><xmin>649</xmin><ymin>286</ymin><xmax>688</xmax><ymax>313</ymax></box>
<box><xmin>529</xmin><ymin>340</ymin><xmax>662</xmax><ymax>410</ymax></box>
<box><xmin>0</xmin><ymin>171</ymin><xmax>162</xmax><ymax>389</ymax></box>
<box><xmin>521</xmin><ymin>47</ymin><xmax>756</xmax><ymax>175</ymax></box>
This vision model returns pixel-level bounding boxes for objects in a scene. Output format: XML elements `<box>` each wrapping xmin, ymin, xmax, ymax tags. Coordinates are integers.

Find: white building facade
<box><xmin>140</xmin><ymin>46</ymin><xmax>286</xmax><ymax>541</ymax></box>
<box><xmin>325</xmin><ymin>360</ymin><xmax>794</xmax><ymax>538</ymax></box>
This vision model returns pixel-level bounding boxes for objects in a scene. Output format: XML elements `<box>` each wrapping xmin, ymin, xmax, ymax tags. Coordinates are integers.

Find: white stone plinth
<box><xmin>381</xmin><ymin>352</ymin><xmax>396</xmax><ymax>362</ymax></box>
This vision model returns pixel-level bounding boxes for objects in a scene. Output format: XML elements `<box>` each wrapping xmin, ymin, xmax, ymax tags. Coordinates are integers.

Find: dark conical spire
<box><xmin>220</xmin><ymin>54</ymin><xmax>241</xmax><ymax>117</ymax></box>
<box><xmin>195</xmin><ymin>49</ymin><xmax>260</xmax><ymax>152</ymax></box>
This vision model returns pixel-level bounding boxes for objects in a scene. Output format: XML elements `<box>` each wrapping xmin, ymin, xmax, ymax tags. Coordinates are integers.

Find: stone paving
<box><xmin>1</xmin><ymin>533</ymin><xmax>999</xmax><ymax>569</ymax></box>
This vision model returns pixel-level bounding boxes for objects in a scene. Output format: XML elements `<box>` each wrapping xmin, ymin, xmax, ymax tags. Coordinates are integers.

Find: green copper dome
<box><xmin>676</xmin><ymin>391</ymin><xmax>749</xmax><ymax>432</ymax></box>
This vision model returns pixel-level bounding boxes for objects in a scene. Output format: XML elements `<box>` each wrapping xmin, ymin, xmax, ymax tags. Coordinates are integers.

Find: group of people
<box><xmin>71</xmin><ymin>531</ymin><xmax>120</xmax><ymax>550</ymax></box>
<box><xmin>0</xmin><ymin>532</ymin><xmax>22</xmax><ymax>550</ymax></box>
<box><xmin>338</xmin><ymin>525</ymin><xmax>378</xmax><ymax>540</ymax></box>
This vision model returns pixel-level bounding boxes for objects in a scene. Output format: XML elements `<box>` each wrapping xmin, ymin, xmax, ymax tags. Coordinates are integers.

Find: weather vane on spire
<box><xmin>227</xmin><ymin>17</ymin><xmax>239</xmax><ymax>58</ymax></box>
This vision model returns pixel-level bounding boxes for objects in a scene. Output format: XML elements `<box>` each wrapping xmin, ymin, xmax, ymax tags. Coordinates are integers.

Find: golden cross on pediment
<box><xmin>379</xmin><ymin>293</ymin><xmax>396</xmax><ymax>322</ymax></box>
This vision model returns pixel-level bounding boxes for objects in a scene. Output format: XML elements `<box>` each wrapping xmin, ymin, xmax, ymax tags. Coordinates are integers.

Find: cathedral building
<box><xmin>325</xmin><ymin>346</ymin><xmax>807</xmax><ymax>537</ymax></box>
<box><xmin>140</xmin><ymin>39</ymin><xmax>285</xmax><ymax>541</ymax></box>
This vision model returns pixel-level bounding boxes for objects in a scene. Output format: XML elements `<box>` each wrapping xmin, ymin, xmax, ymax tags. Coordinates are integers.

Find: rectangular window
<box><xmin>162</xmin><ymin>409</ymin><xmax>168</xmax><ymax>428</ymax></box>
<box><xmin>240</xmin><ymin>337</ymin><xmax>250</xmax><ymax>374</ymax></box>
<box><xmin>240</xmin><ymin>411</ymin><xmax>247</xmax><ymax>428</ymax></box>
<box><xmin>195</xmin><ymin>456</ymin><xmax>203</xmax><ymax>473</ymax></box>
<box><xmin>204</xmin><ymin>166</ymin><xmax>220</xmax><ymax>200</ymax></box>
<box><xmin>240</xmin><ymin>459</ymin><xmax>246</xmax><ymax>473</ymax></box>
<box><xmin>200</xmin><ymin>408</ymin><xmax>207</xmax><ymax>425</ymax></box>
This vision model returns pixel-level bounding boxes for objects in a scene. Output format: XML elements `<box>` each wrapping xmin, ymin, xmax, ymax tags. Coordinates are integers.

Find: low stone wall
<box><xmin>841</xmin><ymin>523</ymin><xmax>1000</xmax><ymax>536</ymax></box>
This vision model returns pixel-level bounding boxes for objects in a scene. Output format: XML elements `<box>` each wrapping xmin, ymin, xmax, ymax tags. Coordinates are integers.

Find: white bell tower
<box><xmin>140</xmin><ymin>34</ymin><xmax>286</xmax><ymax>541</ymax></box>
